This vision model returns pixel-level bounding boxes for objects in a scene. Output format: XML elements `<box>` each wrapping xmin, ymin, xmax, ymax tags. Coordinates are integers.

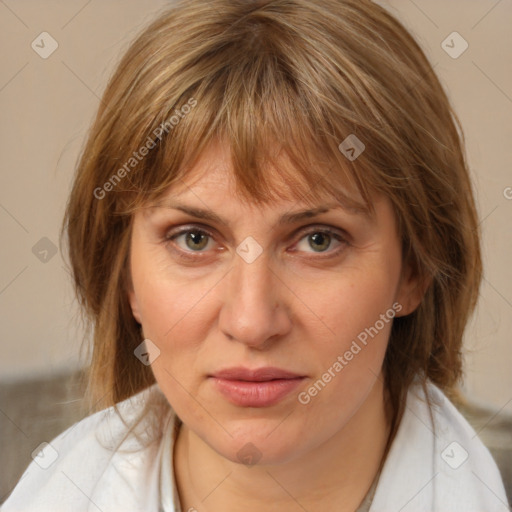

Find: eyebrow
<box><xmin>148</xmin><ymin>199</ymin><xmax>368</xmax><ymax>227</ymax></box>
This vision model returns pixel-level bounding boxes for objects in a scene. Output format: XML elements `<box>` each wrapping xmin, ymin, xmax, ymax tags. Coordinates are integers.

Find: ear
<box><xmin>394</xmin><ymin>260</ymin><xmax>430</xmax><ymax>317</ymax></box>
<box><xmin>126</xmin><ymin>275</ymin><xmax>142</xmax><ymax>324</ymax></box>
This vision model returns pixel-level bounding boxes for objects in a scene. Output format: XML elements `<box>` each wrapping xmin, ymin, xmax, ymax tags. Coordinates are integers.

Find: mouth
<box><xmin>207</xmin><ymin>367</ymin><xmax>306</xmax><ymax>407</ymax></box>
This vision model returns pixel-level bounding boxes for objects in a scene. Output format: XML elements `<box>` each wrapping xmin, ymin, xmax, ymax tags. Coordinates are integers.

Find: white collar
<box><xmin>369</xmin><ymin>380</ymin><xmax>508</xmax><ymax>511</ymax></box>
<box><xmin>2</xmin><ymin>379</ymin><xmax>507</xmax><ymax>511</ymax></box>
<box><xmin>155</xmin><ymin>379</ymin><xmax>508</xmax><ymax>512</ymax></box>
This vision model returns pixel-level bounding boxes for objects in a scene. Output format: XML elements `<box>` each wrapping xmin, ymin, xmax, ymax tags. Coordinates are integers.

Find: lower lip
<box><xmin>209</xmin><ymin>377</ymin><xmax>305</xmax><ymax>407</ymax></box>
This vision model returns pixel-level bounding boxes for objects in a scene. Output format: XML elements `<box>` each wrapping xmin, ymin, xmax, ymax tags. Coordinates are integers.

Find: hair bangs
<box><xmin>113</xmin><ymin>8</ymin><xmax>376</xmax><ymax>217</ymax></box>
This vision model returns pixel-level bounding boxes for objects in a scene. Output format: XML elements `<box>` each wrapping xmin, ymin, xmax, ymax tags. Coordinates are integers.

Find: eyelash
<box><xmin>163</xmin><ymin>224</ymin><xmax>349</xmax><ymax>261</ymax></box>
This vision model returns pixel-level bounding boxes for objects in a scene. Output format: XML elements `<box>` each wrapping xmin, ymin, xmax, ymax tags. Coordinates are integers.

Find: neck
<box><xmin>173</xmin><ymin>377</ymin><xmax>392</xmax><ymax>512</ymax></box>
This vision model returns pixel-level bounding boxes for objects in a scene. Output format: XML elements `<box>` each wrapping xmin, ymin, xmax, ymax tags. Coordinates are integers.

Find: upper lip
<box><xmin>209</xmin><ymin>367</ymin><xmax>304</xmax><ymax>381</ymax></box>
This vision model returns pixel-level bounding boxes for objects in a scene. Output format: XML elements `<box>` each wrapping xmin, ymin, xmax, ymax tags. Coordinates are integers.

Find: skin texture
<box><xmin>127</xmin><ymin>142</ymin><xmax>423</xmax><ymax>511</ymax></box>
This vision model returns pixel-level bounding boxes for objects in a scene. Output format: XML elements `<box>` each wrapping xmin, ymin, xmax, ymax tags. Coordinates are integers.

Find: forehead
<box><xmin>147</xmin><ymin>139</ymin><xmax>370</xmax><ymax>216</ymax></box>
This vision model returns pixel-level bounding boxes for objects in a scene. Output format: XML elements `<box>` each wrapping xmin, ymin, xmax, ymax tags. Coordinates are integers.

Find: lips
<box><xmin>209</xmin><ymin>366</ymin><xmax>304</xmax><ymax>381</ymax></box>
<box><xmin>208</xmin><ymin>366</ymin><xmax>306</xmax><ymax>407</ymax></box>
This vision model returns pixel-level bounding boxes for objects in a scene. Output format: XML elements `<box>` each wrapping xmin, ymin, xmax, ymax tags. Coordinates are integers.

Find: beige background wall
<box><xmin>1</xmin><ymin>1</ymin><xmax>511</xmax><ymax>414</ymax></box>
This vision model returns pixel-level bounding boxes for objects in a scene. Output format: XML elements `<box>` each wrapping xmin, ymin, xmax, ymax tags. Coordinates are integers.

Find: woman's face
<box><xmin>128</xmin><ymin>141</ymin><xmax>420</xmax><ymax>465</ymax></box>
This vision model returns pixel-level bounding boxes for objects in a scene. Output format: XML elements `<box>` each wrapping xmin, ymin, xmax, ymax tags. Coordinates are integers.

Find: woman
<box><xmin>2</xmin><ymin>0</ymin><xmax>508</xmax><ymax>511</ymax></box>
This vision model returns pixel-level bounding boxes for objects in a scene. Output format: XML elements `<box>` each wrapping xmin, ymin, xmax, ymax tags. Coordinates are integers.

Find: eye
<box><xmin>164</xmin><ymin>224</ymin><xmax>349</xmax><ymax>260</ymax></box>
<box><xmin>166</xmin><ymin>227</ymin><xmax>214</xmax><ymax>254</ymax></box>
<box><xmin>293</xmin><ymin>227</ymin><xmax>347</xmax><ymax>256</ymax></box>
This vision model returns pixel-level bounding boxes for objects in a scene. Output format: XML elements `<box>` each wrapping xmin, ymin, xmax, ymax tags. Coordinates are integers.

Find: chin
<box><xmin>204</xmin><ymin>422</ymin><xmax>307</xmax><ymax>467</ymax></box>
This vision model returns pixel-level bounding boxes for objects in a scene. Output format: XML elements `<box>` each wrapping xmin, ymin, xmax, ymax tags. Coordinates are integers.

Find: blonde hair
<box><xmin>61</xmin><ymin>0</ymin><xmax>481</xmax><ymax>447</ymax></box>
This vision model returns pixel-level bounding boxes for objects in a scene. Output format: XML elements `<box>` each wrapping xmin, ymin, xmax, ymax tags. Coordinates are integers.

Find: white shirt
<box><xmin>1</xmin><ymin>378</ymin><xmax>508</xmax><ymax>512</ymax></box>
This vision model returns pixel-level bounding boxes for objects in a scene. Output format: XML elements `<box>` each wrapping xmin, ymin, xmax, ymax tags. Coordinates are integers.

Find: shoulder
<box><xmin>1</xmin><ymin>384</ymin><xmax>173</xmax><ymax>512</ymax></box>
<box><xmin>370</xmin><ymin>378</ymin><xmax>509</xmax><ymax>512</ymax></box>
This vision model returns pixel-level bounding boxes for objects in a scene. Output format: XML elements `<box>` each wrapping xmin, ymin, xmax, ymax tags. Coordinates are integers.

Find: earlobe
<box><xmin>126</xmin><ymin>279</ymin><xmax>142</xmax><ymax>324</ymax></box>
<box><xmin>128</xmin><ymin>291</ymin><xmax>142</xmax><ymax>324</ymax></box>
<box><xmin>395</xmin><ymin>263</ymin><xmax>430</xmax><ymax>317</ymax></box>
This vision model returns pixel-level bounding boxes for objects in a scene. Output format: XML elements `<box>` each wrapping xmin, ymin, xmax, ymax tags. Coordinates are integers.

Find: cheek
<box><xmin>135</xmin><ymin>269</ymin><xmax>214</xmax><ymax>347</ymax></box>
<box><xmin>129</xmin><ymin>229</ymin><xmax>212</xmax><ymax>335</ymax></box>
<box><xmin>132</xmin><ymin>267</ymin><xmax>215</xmax><ymax>406</ymax></box>
<box><xmin>313</xmin><ymin>263</ymin><xmax>399</xmax><ymax>345</ymax></box>
<box><xmin>300</xmin><ymin>261</ymin><xmax>399</xmax><ymax>402</ymax></box>
<box><xmin>129</xmin><ymin>246</ymin><xmax>227</xmax><ymax>399</ymax></box>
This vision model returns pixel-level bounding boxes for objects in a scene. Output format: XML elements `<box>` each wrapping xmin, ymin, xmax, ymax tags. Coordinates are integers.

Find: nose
<box><xmin>218</xmin><ymin>250</ymin><xmax>292</xmax><ymax>349</ymax></box>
